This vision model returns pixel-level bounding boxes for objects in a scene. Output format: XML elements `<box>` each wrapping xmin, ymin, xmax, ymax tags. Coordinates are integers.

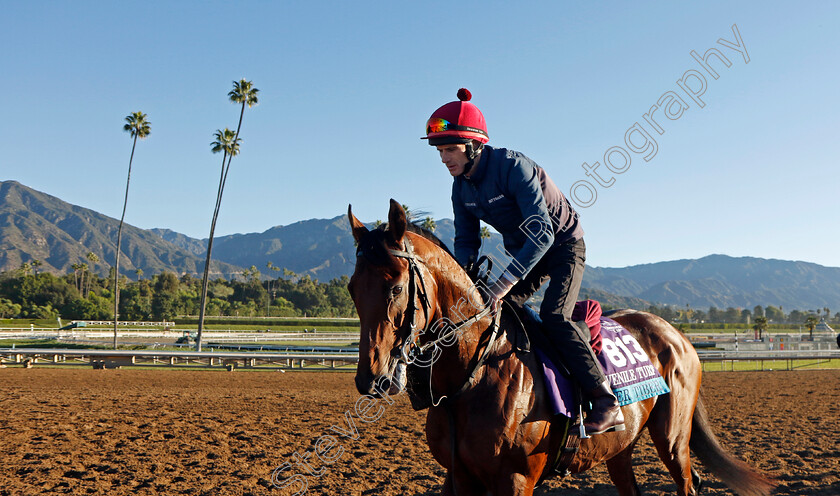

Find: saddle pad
<box><xmin>537</xmin><ymin>317</ymin><xmax>670</xmax><ymax>417</ymax></box>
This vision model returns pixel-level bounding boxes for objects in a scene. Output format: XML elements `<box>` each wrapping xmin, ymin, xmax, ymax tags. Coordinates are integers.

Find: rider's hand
<box><xmin>486</xmin><ymin>275</ymin><xmax>516</xmax><ymax>311</ymax></box>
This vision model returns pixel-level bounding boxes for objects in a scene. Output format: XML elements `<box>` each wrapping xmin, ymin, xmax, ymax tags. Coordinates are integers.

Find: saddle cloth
<box><xmin>535</xmin><ymin>304</ymin><xmax>670</xmax><ymax>417</ymax></box>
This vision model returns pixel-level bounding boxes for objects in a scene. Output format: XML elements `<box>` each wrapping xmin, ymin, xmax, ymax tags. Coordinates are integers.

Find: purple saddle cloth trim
<box><xmin>537</xmin><ymin>317</ymin><xmax>671</xmax><ymax>417</ymax></box>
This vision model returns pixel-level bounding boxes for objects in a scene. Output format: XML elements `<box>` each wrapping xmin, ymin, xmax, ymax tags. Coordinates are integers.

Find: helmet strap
<box><xmin>461</xmin><ymin>141</ymin><xmax>483</xmax><ymax>177</ymax></box>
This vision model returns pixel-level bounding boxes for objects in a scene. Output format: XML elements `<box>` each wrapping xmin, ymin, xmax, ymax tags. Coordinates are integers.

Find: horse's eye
<box><xmin>391</xmin><ymin>286</ymin><xmax>403</xmax><ymax>296</ymax></box>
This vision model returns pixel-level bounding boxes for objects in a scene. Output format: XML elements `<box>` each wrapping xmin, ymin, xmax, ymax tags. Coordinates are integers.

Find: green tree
<box><xmin>723</xmin><ymin>307</ymin><xmax>739</xmax><ymax>324</ymax></box>
<box><xmin>114</xmin><ymin>111</ymin><xmax>151</xmax><ymax>348</ymax></box>
<box><xmin>152</xmin><ymin>272</ymin><xmax>180</xmax><ymax>321</ymax></box>
<box><xmin>753</xmin><ymin>316</ymin><xmax>768</xmax><ymax>340</ymax></box>
<box><xmin>196</xmin><ymin>127</ymin><xmax>242</xmax><ymax>351</ymax></box>
<box><xmin>421</xmin><ymin>216</ymin><xmax>437</xmax><ymax>233</ymax></box>
<box><xmin>764</xmin><ymin>305</ymin><xmax>785</xmax><ymax>323</ymax></box>
<box><xmin>325</xmin><ymin>275</ymin><xmax>355</xmax><ymax>317</ymax></box>
<box><xmin>119</xmin><ymin>278</ymin><xmax>152</xmax><ymax>321</ymax></box>
<box><xmin>0</xmin><ymin>298</ymin><xmax>21</xmax><ymax>318</ymax></box>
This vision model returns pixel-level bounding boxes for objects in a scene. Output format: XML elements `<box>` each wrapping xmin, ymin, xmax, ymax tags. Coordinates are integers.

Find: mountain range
<box><xmin>2</xmin><ymin>180</ymin><xmax>838</xmax><ymax>311</ymax></box>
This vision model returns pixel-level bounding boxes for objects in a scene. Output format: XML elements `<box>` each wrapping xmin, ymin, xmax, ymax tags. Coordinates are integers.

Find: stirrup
<box><xmin>575</xmin><ymin>404</ymin><xmax>626</xmax><ymax>438</ymax></box>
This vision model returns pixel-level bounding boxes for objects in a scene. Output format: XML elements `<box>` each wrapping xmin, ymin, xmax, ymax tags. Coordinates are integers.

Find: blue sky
<box><xmin>2</xmin><ymin>1</ymin><xmax>838</xmax><ymax>269</ymax></box>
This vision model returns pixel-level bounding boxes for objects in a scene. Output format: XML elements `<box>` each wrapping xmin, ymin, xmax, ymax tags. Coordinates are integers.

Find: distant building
<box><xmin>815</xmin><ymin>318</ymin><xmax>835</xmax><ymax>334</ymax></box>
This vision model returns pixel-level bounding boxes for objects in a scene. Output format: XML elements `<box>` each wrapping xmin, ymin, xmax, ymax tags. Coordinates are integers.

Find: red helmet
<box><xmin>423</xmin><ymin>88</ymin><xmax>489</xmax><ymax>146</ymax></box>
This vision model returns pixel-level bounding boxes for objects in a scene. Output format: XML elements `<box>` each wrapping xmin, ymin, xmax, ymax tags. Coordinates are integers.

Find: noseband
<box><xmin>378</xmin><ymin>236</ymin><xmax>494</xmax><ymax>362</ymax></box>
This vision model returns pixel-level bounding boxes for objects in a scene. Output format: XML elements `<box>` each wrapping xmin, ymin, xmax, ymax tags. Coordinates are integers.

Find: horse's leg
<box><xmin>441</xmin><ymin>470</ymin><xmax>488</xmax><ymax>496</ymax></box>
<box><xmin>487</xmin><ymin>472</ymin><xmax>538</xmax><ymax>496</ymax></box>
<box><xmin>605</xmin><ymin>440</ymin><xmax>642</xmax><ymax>496</ymax></box>
<box><xmin>646</xmin><ymin>364</ymin><xmax>700</xmax><ymax>495</ymax></box>
<box><xmin>691</xmin><ymin>467</ymin><xmax>703</xmax><ymax>494</ymax></box>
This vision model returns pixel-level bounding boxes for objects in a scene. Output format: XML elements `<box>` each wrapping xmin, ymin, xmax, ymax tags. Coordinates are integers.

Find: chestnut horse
<box><xmin>348</xmin><ymin>200</ymin><xmax>774</xmax><ymax>496</ymax></box>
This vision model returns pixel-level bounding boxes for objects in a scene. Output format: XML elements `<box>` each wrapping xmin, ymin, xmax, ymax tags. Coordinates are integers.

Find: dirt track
<box><xmin>0</xmin><ymin>367</ymin><xmax>837</xmax><ymax>495</ymax></box>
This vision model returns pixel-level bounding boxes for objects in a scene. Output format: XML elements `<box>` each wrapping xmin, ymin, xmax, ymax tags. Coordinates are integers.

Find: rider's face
<box><xmin>436</xmin><ymin>144</ymin><xmax>469</xmax><ymax>177</ymax></box>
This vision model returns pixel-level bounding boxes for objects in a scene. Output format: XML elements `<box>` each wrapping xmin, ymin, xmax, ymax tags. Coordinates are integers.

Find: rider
<box><xmin>422</xmin><ymin>88</ymin><xmax>624</xmax><ymax>435</ymax></box>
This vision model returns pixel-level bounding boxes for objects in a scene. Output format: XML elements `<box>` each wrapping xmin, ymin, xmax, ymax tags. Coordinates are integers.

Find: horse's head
<box><xmin>347</xmin><ymin>200</ymin><xmax>443</xmax><ymax>398</ymax></box>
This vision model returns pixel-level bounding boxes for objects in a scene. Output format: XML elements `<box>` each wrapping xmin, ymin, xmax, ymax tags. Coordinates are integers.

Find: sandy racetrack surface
<box><xmin>0</xmin><ymin>367</ymin><xmax>837</xmax><ymax>495</ymax></box>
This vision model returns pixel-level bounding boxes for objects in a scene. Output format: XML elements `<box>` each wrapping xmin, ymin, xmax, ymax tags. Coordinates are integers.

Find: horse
<box><xmin>347</xmin><ymin>199</ymin><xmax>775</xmax><ymax>496</ymax></box>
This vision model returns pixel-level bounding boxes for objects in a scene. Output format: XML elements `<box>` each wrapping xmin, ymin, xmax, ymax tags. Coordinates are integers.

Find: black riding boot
<box><xmin>583</xmin><ymin>380</ymin><xmax>625</xmax><ymax>435</ymax></box>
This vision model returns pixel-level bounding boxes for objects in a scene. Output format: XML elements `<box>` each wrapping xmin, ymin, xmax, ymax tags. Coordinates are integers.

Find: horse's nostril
<box><xmin>355</xmin><ymin>373</ymin><xmax>374</xmax><ymax>396</ymax></box>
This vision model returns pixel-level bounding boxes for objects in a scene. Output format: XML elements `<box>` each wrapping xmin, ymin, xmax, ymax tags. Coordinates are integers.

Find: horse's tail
<box><xmin>689</xmin><ymin>394</ymin><xmax>777</xmax><ymax>496</ymax></box>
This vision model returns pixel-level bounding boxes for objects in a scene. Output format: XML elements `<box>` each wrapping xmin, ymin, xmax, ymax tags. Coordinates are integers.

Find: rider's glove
<box><xmin>485</xmin><ymin>273</ymin><xmax>517</xmax><ymax>311</ymax></box>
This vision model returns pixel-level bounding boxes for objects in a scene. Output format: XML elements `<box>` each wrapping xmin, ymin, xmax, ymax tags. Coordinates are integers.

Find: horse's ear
<box><xmin>348</xmin><ymin>204</ymin><xmax>369</xmax><ymax>243</ymax></box>
<box><xmin>387</xmin><ymin>199</ymin><xmax>407</xmax><ymax>245</ymax></box>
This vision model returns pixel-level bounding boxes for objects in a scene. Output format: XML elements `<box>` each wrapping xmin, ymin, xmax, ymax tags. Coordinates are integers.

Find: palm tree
<box><xmin>805</xmin><ymin>315</ymin><xmax>818</xmax><ymax>340</ymax></box>
<box><xmin>266</xmin><ymin>262</ymin><xmax>280</xmax><ymax>316</ymax></box>
<box><xmin>85</xmin><ymin>252</ymin><xmax>99</xmax><ymax>298</ymax></box>
<box><xmin>79</xmin><ymin>263</ymin><xmax>89</xmax><ymax>296</ymax></box>
<box><xmin>194</xmin><ymin>80</ymin><xmax>258</xmax><ymax>352</ymax></box>
<box><xmin>421</xmin><ymin>216</ymin><xmax>437</xmax><ymax>233</ymax></box>
<box><xmin>753</xmin><ymin>316</ymin><xmax>768</xmax><ymax>340</ymax></box>
<box><xmin>135</xmin><ymin>268</ymin><xmax>143</xmax><ymax>280</ymax></box>
<box><xmin>71</xmin><ymin>263</ymin><xmax>82</xmax><ymax>292</ymax></box>
<box><xmin>228</xmin><ymin>79</ymin><xmax>259</xmax><ymax>147</ymax></box>
<box><xmin>196</xmin><ymin>128</ymin><xmax>242</xmax><ymax>351</ymax></box>
<box><xmin>113</xmin><ymin>111</ymin><xmax>151</xmax><ymax>349</ymax></box>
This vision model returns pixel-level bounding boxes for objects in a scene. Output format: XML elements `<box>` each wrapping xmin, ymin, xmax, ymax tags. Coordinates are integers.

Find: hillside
<box><xmin>583</xmin><ymin>255</ymin><xmax>840</xmax><ymax>310</ymax></box>
<box><xmin>0</xmin><ymin>181</ymin><xmax>243</xmax><ymax>278</ymax></box>
<box><xmin>3</xmin><ymin>180</ymin><xmax>839</xmax><ymax>311</ymax></box>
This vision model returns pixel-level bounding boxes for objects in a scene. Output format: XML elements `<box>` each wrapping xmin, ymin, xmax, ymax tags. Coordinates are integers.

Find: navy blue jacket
<box><xmin>452</xmin><ymin>146</ymin><xmax>583</xmax><ymax>281</ymax></box>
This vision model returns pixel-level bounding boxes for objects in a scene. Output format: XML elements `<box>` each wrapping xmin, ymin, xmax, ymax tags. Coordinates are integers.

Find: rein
<box><xmin>380</xmin><ymin>236</ymin><xmax>501</xmax><ymax>402</ymax></box>
<box><xmin>383</xmin><ymin>235</ymin><xmax>502</xmax><ymax>496</ymax></box>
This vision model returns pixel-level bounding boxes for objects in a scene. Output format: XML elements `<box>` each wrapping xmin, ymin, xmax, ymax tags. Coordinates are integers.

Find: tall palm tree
<box><xmin>79</xmin><ymin>263</ymin><xmax>89</xmax><ymax>296</ymax></box>
<box><xmin>71</xmin><ymin>263</ymin><xmax>82</xmax><ymax>292</ymax></box>
<box><xmin>266</xmin><ymin>262</ymin><xmax>280</xmax><ymax>316</ymax></box>
<box><xmin>228</xmin><ymin>79</ymin><xmax>259</xmax><ymax>147</ymax></box>
<box><xmin>195</xmin><ymin>80</ymin><xmax>258</xmax><ymax>352</ymax></box>
<box><xmin>196</xmin><ymin>128</ymin><xmax>241</xmax><ymax>351</ymax></box>
<box><xmin>114</xmin><ymin>111</ymin><xmax>151</xmax><ymax>348</ymax></box>
<box><xmin>85</xmin><ymin>252</ymin><xmax>99</xmax><ymax>298</ymax></box>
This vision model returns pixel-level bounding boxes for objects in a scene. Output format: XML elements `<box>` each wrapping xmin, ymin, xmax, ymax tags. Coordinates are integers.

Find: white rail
<box><xmin>2</xmin><ymin>348</ymin><xmax>837</xmax><ymax>371</ymax></box>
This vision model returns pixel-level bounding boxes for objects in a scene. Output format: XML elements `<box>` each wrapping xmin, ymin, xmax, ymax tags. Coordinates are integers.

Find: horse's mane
<box><xmin>356</xmin><ymin>222</ymin><xmax>457</xmax><ymax>268</ymax></box>
<box><xmin>405</xmin><ymin>223</ymin><xmax>456</xmax><ymax>260</ymax></box>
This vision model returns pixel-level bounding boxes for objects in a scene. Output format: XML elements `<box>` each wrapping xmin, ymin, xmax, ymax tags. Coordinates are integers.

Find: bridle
<box><xmin>365</xmin><ymin>234</ymin><xmax>501</xmax><ymax>401</ymax></box>
<box><xmin>357</xmin><ymin>232</ymin><xmax>504</xmax><ymax>496</ymax></box>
